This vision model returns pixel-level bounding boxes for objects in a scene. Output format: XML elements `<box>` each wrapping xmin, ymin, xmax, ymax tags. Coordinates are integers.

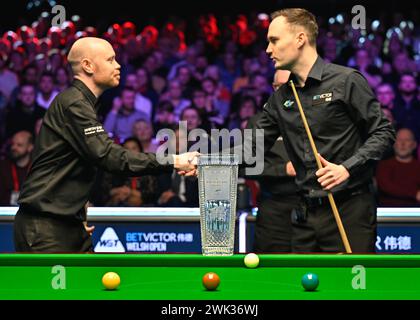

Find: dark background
<box><xmin>1</xmin><ymin>0</ymin><xmax>418</xmax><ymax>33</ymax></box>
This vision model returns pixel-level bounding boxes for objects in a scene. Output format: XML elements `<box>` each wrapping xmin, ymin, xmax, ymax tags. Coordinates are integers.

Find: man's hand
<box><xmin>173</xmin><ymin>151</ymin><xmax>199</xmax><ymax>173</ymax></box>
<box><xmin>110</xmin><ymin>186</ymin><xmax>131</xmax><ymax>202</ymax></box>
<box><xmin>158</xmin><ymin>190</ymin><xmax>176</xmax><ymax>205</ymax></box>
<box><xmin>83</xmin><ymin>202</ymin><xmax>94</xmax><ymax>236</ymax></box>
<box><xmin>416</xmin><ymin>190</ymin><xmax>420</xmax><ymax>202</ymax></box>
<box><xmin>120</xmin><ymin>185</ymin><xmax>131</xmax><ymax>200</ymax></box>
<box><xmin>127</xmin><ymin>189</ymin><xmax>142</xmax><ymax>206</ymax></box>
<box><xmin>285</xmin><ymin>161</ymin><xmax>296</xmax><ymax>176</ymax></box>
<box><xmin>315</xmin><ymin>154</ymin><xmax>350</xmax><ymax>190</ymax></box>
<box><xmin>177</xmin><ymin>169</ymin><xmax>198</xmax><ymax>177</ymax></box>
<box><xmin>83</xmin><ymin>221</ymin><xmax>95</xmax><ymax>236</ymax></box>
<box><xmin>111</xmin><ymin>97</ymin><xmax>122</xmax><ymax>113</ymax></box>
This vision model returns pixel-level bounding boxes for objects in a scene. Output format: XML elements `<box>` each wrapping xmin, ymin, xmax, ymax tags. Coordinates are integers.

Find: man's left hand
<box><xmin>316</xmin><ymin>154</ymin><xmax>350</xmax><ymax>190</ymax></box>
<box><xmin>83</xmin><ymin>221</ymin><xmax>95</xmax><ymax>236</ymax></box>
<box><xmin>177</xmin><ymin>169</ymin><xmax>198</xmax><ymax>177</ymax></box>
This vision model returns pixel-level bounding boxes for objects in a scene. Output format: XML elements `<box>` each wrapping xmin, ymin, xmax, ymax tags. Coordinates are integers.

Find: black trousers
<box><xmin>291</xmin><ymin>192</ymin><xmax>377</xmax><ymax>253</ymax></box>
<box><xmin>14</xmin><ymin>208</ymin><xmax>92</xmax><ymax>253</ymax></box>
<box><xmin>253</xmin><ymin>195</ymin><xmax>300</xmax><ymax>253</ymax></box>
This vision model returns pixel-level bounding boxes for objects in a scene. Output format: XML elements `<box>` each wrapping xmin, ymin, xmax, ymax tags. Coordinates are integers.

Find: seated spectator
<box><xmin>9</xmin><ymin>49</ymin><xmax>25</xmax><ymax>74</ymax></box>
<box><xmin>189</xmin><ymin>88</ymin><xmax>214</xmax><ymax>132</ymax></box>
<box><xmin>392</xmin><ymin>74</ymin><xmax>420</xmax><ymax>141</ymax></box>
<box><xmin>157</xmin><ymin>127</ymin><xmax>199</xmax><ymax>207</ymax></box>
<box><xmin>351</xmin><ymin>49</ymin><xmax>382</xmax><ymax>89</ymax></box>
<box><xmin>376</xmin><ymin>83</ymin><xmax>396</xmax><ymax>125</ymax></box>
<box><xmin>383</xmin><ymin>52</ymin><xmax>418</xmax><ymax>85</ymax></box>
<box><xmin>0</xmin><ymin>131</ymin><xmax>33</xmax><ymax>205</ymax></box>
<box><xmin>48</xmin><ymin>49</ymin><xmax>64</xmax><ymax>74</ymax></box>
<box><xmin>174</xmin><ymin>64</ymin><xmax>200</xmax><ymax>99</ymax></box>
<box><xmin>256</xmin><ymin>49</ymin><xmax>275</xmax><ymax>80</ymax></box>
<box><xmin>124</xmin><ymin>73</ymin><xmax>138</xmax><ymax>89</ymax></box>
<box><xmin>191</xmin><ymin>54</ymin><xmax>209</xmax><ymax>82</ymax></box>
<box><xmin>230</xmin><ymin>72</ymin><xmax>270</xmax><ymax>115</ymax></box>
<box><xmin>272</xmin><ymin>69</ymin><xmax>291</xmax><ymax>91</ymax></box>
<box><xmin>5</xmin><ymin>84</ymin><xmax>45</xmax><ymax>139</ymax></box>
<box><xmin>248</xmin><ymin>72</ymin><xmax>272</xmax><ymax>106</ymax></box>
<box><xmin>159</xmin><ymin>79</ymin><xmax>191</xmax><ymax>121</ymax></box>
<box><xmin>154</xmin><ymin>100</ymin><xmax>176</xmax><ymax>133</ymax></box>
<box><xmin>54</xmin><ymin>66</ymin><xmax>71</xmax><ymax>92</ymax></box>
<box><xmin>228</xmin><ymin>95</ymin><xmax>258</xmax><ymax>130</ymax></box>
<box><xmin>103</xmin><ymin>86</ymin><xmax>148</xmax><ymax>143</ymax></box>
<box><xmin>135</xmin><ymin>67</ymin><xmax>159</xmax><ymax>112</ymax></box>
<box><xmin>203</xmin><ymin>65</ymin><xmax>231</xmax><ymax>103</ymax></box>
<box><xmin>36</xmin><ymin>72</ymin><xmax>59</xmax><ymax>109</ymax></box>
<box><xmin>377</xmin><ymin>83</ymin><xmax>395</xmax><ymax>110</ymax></box>
<box><xmin>0</xmin><ymin>52</ymin><xmax>19</xmax><ymax>102</ymax></box>
<box><xmin>95</xmin><ymin>138</ymin><xmax>160</xmax><ymax>207</ymax></box>
<box><xmin>201</xmin><ymin>77</ymin><xmax>229</xmax><ymax>126</ymax></box>
<box><xmin>124</xmin><ymin>72</ymin><xmax>153</xmax><ymax>121</ymax></box>
<box><xmin>21</xmin><ymin>64</ymin><xmax>39</xmax><ymax>86</ymax></box>
<box><xmin>132</xmin><ymin>119</ymin><xmax>159</xmax><ymax>153</ymax></box>
<box><xmin>34</xmin><ymin>53</ymin><xmax>48</xmax><ymax>74</ymax></box>
<box><xmin>180</xmin><ymin>106</ymin><xmax>214</xmax><ymax>152</ymax></box>
<box><xmin>8</xmin><ymin>64</ymin><xmax>38</xmax><ymax>107</ymax></box>
<box><xmin>123</xmin><ymin>70</ymin><xmax>156</xmax><ymax>122</ymax></box>
<box><xmin>143</xmin><ymin>51</ymin><xmax>168</xmax><ymax>94</ymax></box>
<box><xmin>232</xmin><ymin>57</ymin><xmax>257</xmax><ymax>93</ymax></box>
<box><xmin>217</xmin><ymin>52</ymin><xmax>241</xmax><ymax>91</ymax></box>
<box><xmin>167</xmin><ymin>46</ymin><xmax>198</xmax><ymax>81</ymax></box>
<box><xmin>321</xmin><ymin>35</ymin><xmax>338</xmax><ymax>64</ymax></box>
<box><xmin>180</xmin><ymin>106</ymin><xmax>203</xmax><ymax>132</ymax></box>
<box><xmin>376</xmin><ymin>128</ymin><xmax>420</xmax><ymax>207</ymax></box>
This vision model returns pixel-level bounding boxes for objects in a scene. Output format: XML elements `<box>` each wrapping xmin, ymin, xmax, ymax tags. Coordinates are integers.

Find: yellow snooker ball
<box><xmin>102</xmin><ymin>272</ymin><xmax>120</xmax><ymax>290</ymax></box>
<box><xmin>244</xmin><ymin>253</ymin><xmax>259</xmax><ymax>268</ymax></box>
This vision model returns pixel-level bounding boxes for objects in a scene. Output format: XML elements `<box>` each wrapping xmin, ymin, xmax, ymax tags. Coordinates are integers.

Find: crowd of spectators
<box><xmin>0</xmin><ymin>9</ymin><xmax>419</xmax><ymax>207</ymax></box>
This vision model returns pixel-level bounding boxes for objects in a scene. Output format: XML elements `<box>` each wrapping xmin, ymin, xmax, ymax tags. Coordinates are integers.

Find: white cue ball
<box><xmin>244</xmin><ymin>253</ymin><xmax>260</xmax><ymax>268</ymax></box>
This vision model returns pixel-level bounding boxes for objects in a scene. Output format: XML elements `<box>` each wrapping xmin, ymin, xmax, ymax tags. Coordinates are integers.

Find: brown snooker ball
<box><xmin>202</xmin><ymin>272</ymin><xmax>220</xmax><ymax>291</ymax></box>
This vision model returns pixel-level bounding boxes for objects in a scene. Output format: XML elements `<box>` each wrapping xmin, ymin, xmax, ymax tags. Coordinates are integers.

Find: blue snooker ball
<box><xmin>301</xmin><ymin>273</ymin><xmax>319</xmax><ymax>291</ymax></box>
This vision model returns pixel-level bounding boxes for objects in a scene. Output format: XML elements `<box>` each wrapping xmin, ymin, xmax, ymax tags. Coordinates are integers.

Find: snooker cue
<box><xmin>289</xmin><ymin>80</ymin><xmax>352</xmax><ymax>254</ymax></box>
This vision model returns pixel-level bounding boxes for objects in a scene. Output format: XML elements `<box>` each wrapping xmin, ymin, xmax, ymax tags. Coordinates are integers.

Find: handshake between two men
<box><xmin>172</xmin><ymin>151</ymin><xmax>200</xmax><ymax>177</ymax></box>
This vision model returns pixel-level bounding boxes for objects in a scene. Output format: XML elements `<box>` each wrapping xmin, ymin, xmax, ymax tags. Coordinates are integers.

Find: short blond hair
<box><xmin>271</xmin><ymin>8</ymin><xmax>318</xmax><ymax>46</ymax></box>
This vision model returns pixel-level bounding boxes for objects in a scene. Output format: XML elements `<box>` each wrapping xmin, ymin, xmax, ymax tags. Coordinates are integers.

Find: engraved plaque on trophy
<box><xmin>198</xmin><ymin>154</ymin><xmax>239</xmax><ymax>256</ymax></box>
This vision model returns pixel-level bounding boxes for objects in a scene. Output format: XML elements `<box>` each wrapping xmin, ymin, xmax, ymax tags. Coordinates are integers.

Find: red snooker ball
<box><xmin>202</xmin><ymin>272</ymin><xmax>220</xmax><ymax>291</ymax></box>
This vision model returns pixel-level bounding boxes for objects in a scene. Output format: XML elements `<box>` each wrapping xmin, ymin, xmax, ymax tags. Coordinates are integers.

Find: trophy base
<box><xmin>202</xmin><ymin>247</ymin><xmax>234</xmax><ymax>256</ymax></box>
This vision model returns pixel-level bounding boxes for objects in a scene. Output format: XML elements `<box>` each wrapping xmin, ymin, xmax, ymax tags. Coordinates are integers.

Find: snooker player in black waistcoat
<box><xmin>14</xmin><ymin>37</ymin><xmax>198</xmax><ymax>253</ymax></box>
<box><xmin>245</xmin><ymin>9</ymin><xmax>395</xmax><ymax>252</ymax></box>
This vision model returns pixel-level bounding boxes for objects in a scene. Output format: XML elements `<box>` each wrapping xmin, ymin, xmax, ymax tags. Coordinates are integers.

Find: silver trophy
<box><xmin>198</xmin><ymin>154</ymin><xmax>239</xmax><ymax>256</ymax></box>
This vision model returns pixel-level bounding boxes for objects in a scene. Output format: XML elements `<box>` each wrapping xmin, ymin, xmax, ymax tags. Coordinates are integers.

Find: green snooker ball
<box><xmin>301</xmin><ymin>273</ymin><xmax>319</xmax><ymax>291</ymax></box>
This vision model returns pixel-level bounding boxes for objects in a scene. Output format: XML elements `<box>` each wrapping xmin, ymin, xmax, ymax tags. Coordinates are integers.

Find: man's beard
<box><xmin>397</xmin><ymin>151</ymin><xmax>413</xmax><ymax>159</ymax></box>
<box><xmin>10</xmin><ymin>151</ymin><xmax>25</xmax><ymax>161</ymax></box>
<box><xmin>401</xmin><ymin>88</ymin><xmax>416</xmax><ymax>95</ymax></box>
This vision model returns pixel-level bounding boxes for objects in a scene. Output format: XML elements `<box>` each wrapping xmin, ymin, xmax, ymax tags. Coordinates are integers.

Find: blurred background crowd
<box><xmin>0</xmin><ymin>1</ymin><xmax>419</xmax><ymax>207</ymax></box>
